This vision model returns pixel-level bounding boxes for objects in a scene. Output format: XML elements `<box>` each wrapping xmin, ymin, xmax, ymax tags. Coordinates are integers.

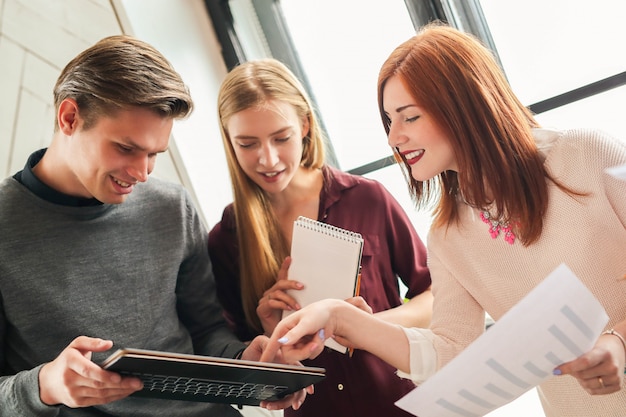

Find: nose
<box><xmin>127</xmin><ymin>154</ymin><xmax>151</xmax><ymax>183</ymax></box>
<box><xmin>387</xmin><ymin>122</ymin><xmax>407</xmax><ymax>149</ymax></box>
<box><xmin>258</xmin><ymin>143</ymin><xmax>279</xmax><ymax>167</ymax></box>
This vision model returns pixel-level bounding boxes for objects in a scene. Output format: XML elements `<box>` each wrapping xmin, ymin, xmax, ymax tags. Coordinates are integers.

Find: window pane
<box><xmin>535</xmin><ymin>85</ymin><xmax>626</xmax><ymax>141</ymax></box>
<box><xmin>479</xmin><ymin>0</ymin><xmax>626</xmax><ymax>108</ymax></box>
<box><xmin>280</xmin><ymin>0</ymin><xmax>416</xmax><ymax>170</ymax></box>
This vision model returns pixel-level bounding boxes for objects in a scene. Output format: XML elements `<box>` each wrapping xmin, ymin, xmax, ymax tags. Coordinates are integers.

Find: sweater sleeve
<box><xmin>175</xmin><ymin>192</ymin><xmax>246</xmax><ymax>359</ymax></box>
<box><xmin>0</xmin><ymin>292</ymin><xmax>57</xmax><ymax>415</ymax></box>
<box><xmin>0</xmin><ymin>365</ymin><xmax>61</xmax><ymax>417</ymax></box>
<box><xmin>424</xmin><ymin>247</ymin><xmax>486</xmax><ymax>369</ymax></box>
<box><xmin>396</xmin><ymin>327</ymin><xmax>438</xmax><ymax>384</ymax></box>
<box><xmin>597</xmin><ymin>130</ymin><xmax>626</xmax><ymax>229</ymax></box>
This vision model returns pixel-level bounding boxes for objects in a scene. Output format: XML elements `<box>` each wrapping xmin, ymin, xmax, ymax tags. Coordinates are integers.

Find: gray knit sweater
<box><xmin>0</xmin><ymin>172</ymin><xmax>245</xmax><ymax>416</ymax></box>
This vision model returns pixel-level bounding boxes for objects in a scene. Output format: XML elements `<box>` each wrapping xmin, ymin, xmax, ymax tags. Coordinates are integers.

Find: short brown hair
<box><xmin>53</xmin><ymin>35</ymin><xmax>193</xmax><ymax>130</ymax></box>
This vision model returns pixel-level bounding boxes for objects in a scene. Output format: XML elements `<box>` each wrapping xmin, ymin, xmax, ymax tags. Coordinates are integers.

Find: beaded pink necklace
<box><xmin>479</xmin><ymin>210</ymin><xmax>516</xmax><ymax>245</ymax></box>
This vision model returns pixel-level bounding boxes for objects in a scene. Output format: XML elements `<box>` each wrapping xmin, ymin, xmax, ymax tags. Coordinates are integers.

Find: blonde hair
<box><xmin>377</xmin><ymin>23</ymin><xmax>575</xmax><ymax>245</ymax></box>
<box><xmin>217</xmin><ymin>58</ymin><xmax>325</xmax><ymax>332</ymax></box>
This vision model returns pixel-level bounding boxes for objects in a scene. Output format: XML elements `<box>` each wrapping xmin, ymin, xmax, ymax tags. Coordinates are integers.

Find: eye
<box><xmin>404</xmin><ymin>115</ymin><xmax>419</xmax><ymax>123</ymax></box>
<box><xmin>275</xmin><ymin>136</ymin><xmax>290</xmax><ymax>143</ymax></box>
<box><xmin>236</xmin><ymin>141</ymin><xmax>256</xmax><ymax>149</ymax></box>
<box><xmin>118</xmin><ymin>144</ymin><xmax>133</xmax><ymax>153</ymax></box>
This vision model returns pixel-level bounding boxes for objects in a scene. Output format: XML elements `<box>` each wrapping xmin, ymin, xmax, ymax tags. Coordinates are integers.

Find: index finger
<box><xmin>260</xmin><ymin>319</ymin><xmax>299</xmax><ymax>363</ymax></box>
<box><xmin>262</xmin><ymin>327</ymin><xmax>324</xmax><ymax>363</ymax></box>
<box><xmin>555</xmin><ymin>349</ymin><xmax>603</xmax><ymax>376</ymax></box>
<box><xmin>276</xmin><ymin>256</ymin><xmax>292</xmax><ymax>282</ymax></box>
<box><xmin>260</xmin><ymin>336</ymin><xmax>282</xmax><ymax>363</ymax></box>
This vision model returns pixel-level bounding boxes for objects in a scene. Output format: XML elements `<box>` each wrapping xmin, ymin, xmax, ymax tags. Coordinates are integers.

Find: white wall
<box><xmin>0</xmin><ymin>0</ymin><xmax>233</xmax><ymax>229</ymax></box>
<box><xmin>0</xmin><ymin>0</ymin><xmax>120</xmax><ymax>179</ymax></box>
<box><xmin>115</xmin><ymin>0</ymin><xmax>233</xmax><ymax>229</ymax></box>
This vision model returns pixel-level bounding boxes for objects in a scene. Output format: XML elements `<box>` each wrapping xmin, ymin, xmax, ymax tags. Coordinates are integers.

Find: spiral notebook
<box><xmin>284</xmin><ymin>216</ymin><xmax>364</xmax><ymax>353</ymax></box>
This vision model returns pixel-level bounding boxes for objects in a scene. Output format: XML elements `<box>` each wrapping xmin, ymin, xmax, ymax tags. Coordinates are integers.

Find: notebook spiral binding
<box><xmin>295</xmin><ymin>216</ymin><xmax>363</xmax><ymax>243</ymax></box>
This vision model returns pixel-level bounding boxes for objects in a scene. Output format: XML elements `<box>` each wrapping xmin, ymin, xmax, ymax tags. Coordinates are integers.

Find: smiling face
<box><xmin>227</xmin><ymin>100</ymin><xmax>310</xmax><ymax>195</ymax></box>
<box><xmin>57</xmin><ymin>100</ymin><xmax>172</xmax><ymax>204</ymax></box>
<box><xmin>382</xmin><ymin>76</ymin><xmax>457</xmax><ymax>181</ymax></box>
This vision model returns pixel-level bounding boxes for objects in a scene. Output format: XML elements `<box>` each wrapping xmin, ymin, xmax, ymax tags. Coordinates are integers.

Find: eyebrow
<box><xmin>233</xmin><ymin>126</ymin><xmax>293</xmax><ymax>140</ymax></box>
<box><xmin>395</xmin><ymin>104</ymin><xmax>416</xmax><ymax>113</ymax></box>
<box><xmin>121</xmin><ymin>137</ymin><xmax>168</xmax><ymax>153</ymax></box>
<box><xmin>384</xmin><ymin>104</ymin><xmax>416</xmax><ymax>116</ymax></box>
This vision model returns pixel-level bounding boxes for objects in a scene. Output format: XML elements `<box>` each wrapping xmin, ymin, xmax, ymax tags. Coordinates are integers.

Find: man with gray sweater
<box><xmin>0</xmin><ymin>35</ymin><xmax>306</xmax><ymax>416</ymax></box>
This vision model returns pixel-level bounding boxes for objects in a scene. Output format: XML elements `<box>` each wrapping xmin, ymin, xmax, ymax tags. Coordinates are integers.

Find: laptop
<box><xmin>100</xmin><ymin>348</ymin><xmax>325</xmax><ymax>406</ymax></box>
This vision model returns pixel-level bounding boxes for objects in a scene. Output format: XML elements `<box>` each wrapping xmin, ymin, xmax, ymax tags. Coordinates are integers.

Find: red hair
<box><xmin>377</xmin><ymin>23</ymin><xmax>560</xmax><ymax>245</ymax></box>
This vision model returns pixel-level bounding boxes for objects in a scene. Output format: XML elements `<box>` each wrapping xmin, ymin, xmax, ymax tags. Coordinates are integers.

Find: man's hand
<box><xmin>244</xmin><ymin>335</ymin><xmax>313</xmax><ymax>411</ymax></box>
<box><xmin>38</xmin><ymin>336</ymin><xmax>143</xmax><ymax>407</ymax></box>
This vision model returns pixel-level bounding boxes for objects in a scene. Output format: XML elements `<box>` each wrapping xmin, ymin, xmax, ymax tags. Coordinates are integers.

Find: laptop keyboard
<box><xmin>123</xmin><ymin>372</ymin><xmax>290</xmax><ymax>401</ymax></box>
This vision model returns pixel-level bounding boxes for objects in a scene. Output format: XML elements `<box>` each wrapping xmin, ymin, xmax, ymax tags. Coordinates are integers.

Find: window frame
<box><xmin>204</xmin><ymin>0</ymin><xmax>626</xmax><ymax>175</ymax></box>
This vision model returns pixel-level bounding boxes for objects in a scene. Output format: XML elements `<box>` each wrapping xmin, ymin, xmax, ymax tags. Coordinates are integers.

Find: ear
<box><xmin>301</xmin><ymin>116</ymin><xmax>310</xmax><ymax>139</ymax></box>
<box><xmin>57</xmin><ymin>98</ymin><xmax>80</xmax><ymax>135</ymax></box>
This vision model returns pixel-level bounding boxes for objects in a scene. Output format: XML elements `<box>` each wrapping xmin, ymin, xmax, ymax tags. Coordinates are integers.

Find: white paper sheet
<box><xmin>395</xmin><ymin>263</ymin><xmax>609</xmax><ymax>417</ymax></box>
<box><xmin>606</xmin><ymin>164</ymin><xmax>626</xmax><ymax>180</ymax></box>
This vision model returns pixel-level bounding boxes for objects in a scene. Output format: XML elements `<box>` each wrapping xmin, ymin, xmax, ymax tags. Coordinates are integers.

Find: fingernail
<box><xmin>278</xmin><ymin>336</ymin><xmax>289</xmax><ymax>344</ymax></box>
<box><xmin>552</xmin><ymin>369</ymin><xmax>562</xmax><ymax>375</ymax></box>
<box><xmin>318</xmin><ymin>329</ymin><xmax>325</xmax><ymax>340</ymax></box>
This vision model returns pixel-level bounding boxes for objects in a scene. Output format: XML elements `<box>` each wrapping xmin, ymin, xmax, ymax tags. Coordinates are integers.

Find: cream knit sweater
<box><xmin>403</xmin><ymin>128</ymin><xmax>626</xmax><ymax>416</ymax></box>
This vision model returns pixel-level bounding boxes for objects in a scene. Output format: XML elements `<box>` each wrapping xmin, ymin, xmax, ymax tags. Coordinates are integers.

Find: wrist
<box><xmin>602</xmin><ymin>328</ymin><xmax>626</xmax><ymax>374</ymax></box>
<box><xmin>38</xmin><ymin>363</ymin><xmax>57</xmax><ymax>406</ymax></box>
<box><xmin>234</xmin><ymin>347</ymin><xmax>246</xmax><ymax>360</ymax></box>
<box><xmin>326</xmin><ymin>300</ymin><xmax>348</xmax><ymax>339</ymax></box>
<box><xmin>333</xmin><ymin>300</ymin><xmax>370</xmax><ymax>346</ymax></box>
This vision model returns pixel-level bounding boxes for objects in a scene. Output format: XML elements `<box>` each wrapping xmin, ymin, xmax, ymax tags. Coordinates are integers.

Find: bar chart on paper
<box><xmin>395</xmin><ymin>264</ymin><xmax>609</xmax><ymax>417</ymax></box>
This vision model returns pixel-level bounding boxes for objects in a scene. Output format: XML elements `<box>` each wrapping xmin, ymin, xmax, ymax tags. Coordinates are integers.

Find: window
<box><xmin>280</xmin><ymin>0</ymin><xmax>416</xmax><ymax>170</ymax></box>
<box><xmin>479</xmin><ymin>0</ymin><xmax>626</xmax><ymax>140</ymax></box>
<box><xmin>279</xmin><ymin>0</ymin><xmax>444</xmax><ymax>236</ymax></box>
<box><xmin>226</xmin><ymin>0</ymin><xmax>626</xmax><ymax>240</ymax></box>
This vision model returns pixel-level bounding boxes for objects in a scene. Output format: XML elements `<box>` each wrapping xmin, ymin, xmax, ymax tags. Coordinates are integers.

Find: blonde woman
<box><xmin>208</xmin><ymin>58</ymin><xmax>433</xmax><ymax>416</ymax></box>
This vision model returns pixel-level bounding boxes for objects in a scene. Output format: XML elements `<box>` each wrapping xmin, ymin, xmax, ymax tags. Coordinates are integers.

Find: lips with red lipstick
<box><xmin>402</xmin><ymin>149</ymin><xmax>424</xmax><ymax>165</ymax></box>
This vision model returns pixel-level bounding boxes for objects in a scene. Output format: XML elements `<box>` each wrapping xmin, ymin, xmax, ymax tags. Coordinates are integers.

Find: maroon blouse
<box><xmin>208</xmin><ymin>166</ymin><xmax>431</xmax><ymax>417</ymax></box>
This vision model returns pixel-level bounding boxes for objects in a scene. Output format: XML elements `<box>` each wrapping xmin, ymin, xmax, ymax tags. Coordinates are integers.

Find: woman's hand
<box><xmin>260</xmin><ymin>299</ymin><xmax>355</xmax><ymax>364</ymax></box>
<box><xmin>554</xmin><ymin>331</ymin><xmax>625</xmax><ymax>394</ymax></box>
<box><xmin>260</xmin><ymin>299</ymin><xmax>411</xmax><ymax>374</ymax></box>
<box><xmin>256</xmin><ymin>256</ymin><xmax>304</xmax><ymax>335</ymax></box>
